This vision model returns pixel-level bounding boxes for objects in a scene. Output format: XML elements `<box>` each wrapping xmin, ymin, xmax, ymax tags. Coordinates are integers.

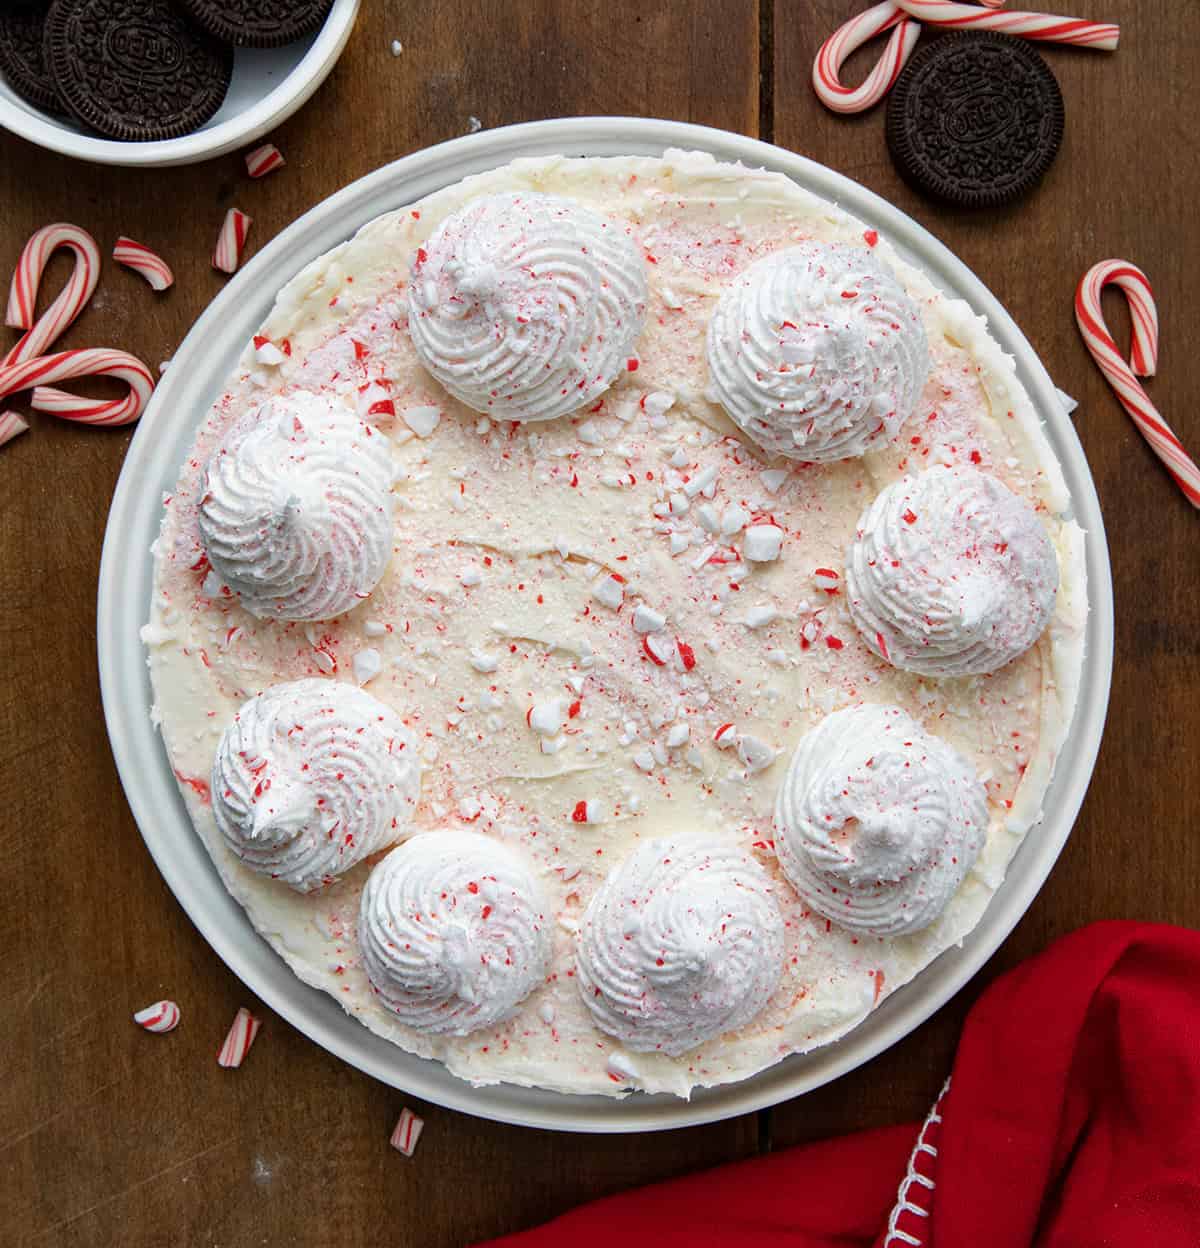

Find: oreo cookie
<box><xmin>886</xmin><ymin>33</ymin><xmax>1064</xmax><ymax>210</ymax></box>
<box><xmin>177</xmin><ymin>0</ymin><xmax>334</xmax><ymax>48</ymax></box>
<box><xmin>44</xmin><ymin>0</ymin><xmax>233</xmax><ymax>142</ymax></box>
<box><xmin>0</xmin><ymin>4</ymin><xmax>65</xmax><ymax>115</ymax></box>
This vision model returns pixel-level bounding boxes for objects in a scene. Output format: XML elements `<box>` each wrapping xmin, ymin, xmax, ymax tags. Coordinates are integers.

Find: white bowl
<box><xmin>98</xmin><ymin>118</ymin><xmax>1114</xmax><ymax>1132</ymax></box>
<box><xmin>0</xmin><ymin>0</ymin><xmax>359</xmax><ymax>167</ymax></box>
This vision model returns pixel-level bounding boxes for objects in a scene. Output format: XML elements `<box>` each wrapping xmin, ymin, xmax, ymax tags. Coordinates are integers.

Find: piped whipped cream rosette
<box><xmin>774</xmin><ymin>704</ymin><xmax>989</xmax><ymax>937</ymax></box>
<box><xmin>211</xmin><ymin>679</ymin><xmax>420</xmax><ymax>893</ymax></box>
<box><xmin>359</xmin><ymin>831</ymin><xmax>552</xmax><ymax>1036</ymax></box>
<box><xmin>706</xmin><ymin>241</ymin><xmax>928</xmax><ymax>461</ymax></box>
<box><xmin>197</xmin><ymin>391</ymin><xmax>395</xmax><ymax>622</ymax></box>
<box><xmin>575</xmin><ymin>837</ymin><xmax>785</xmax><ymax>1056</ymax></box>
<box><xmin>846</xmin><ymin>466</ymin><xmax>1059</xmax><ymax>677</ymax></box>
<box><xmin>407</xmin><ymin>191</ymin><xmax>648</xmax><ymax>422</ymax></box>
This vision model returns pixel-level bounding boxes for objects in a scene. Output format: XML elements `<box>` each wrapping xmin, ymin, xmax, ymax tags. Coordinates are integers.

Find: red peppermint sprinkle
<box><xmin>826</xmin><ymin>635</ymin><xmax>844</xmax><ymax>650</ymax></box>
<box><xmin>676</xmin><ymin>640</ymin><xmax>697</xmax><ymax>670</ymax></box>
<box><xmin>571</xmin><ymin>801</ymin><xmax>588</xmax><ymax>823</ymax></box>
<box><xmin>863</xmin><ymin>229</ymin><xmax>879</xmax><ymax>247</ymax></box>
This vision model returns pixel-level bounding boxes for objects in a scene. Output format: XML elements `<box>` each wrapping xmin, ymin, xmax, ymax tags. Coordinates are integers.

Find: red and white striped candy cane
<box><xmin>813</xmin><ymin>0</ymin><xmax>1117</xmax><ymax>115</ymax></box>
<box><xmin>133</xmin><ymin>1000</ymin><xmax>181</xmax><ymax>1033</ymax></box>
<box><xmin>4</xmin><ymin>223</ymin><xmax>100</xmax><ymax>367</ymax></box>
<box><xmin>812</xmin><ymin>3</ymin><xmax>922</xmax><ymax>115</ymax></box>
<box><xmin>244</xmin><ymin>143</ymin><xmax>285</xmax><ymax>179</ymax></box>
<box><xmin>113</xmin><ymin>236</ymin><xmax>174</xmax><ymax>292</ymax></box>
<box><xmin>1075</xmin><ymin>261</ymin><xmax>1198</xmax><ymax>509</ymax></box>
<box><xmin>0</xmin><ymin>410</ymin><xmax>29</xmax><ymax>447</ymax></box>
<box><xmin>0</xmin><ymin>347</ymin><xmax>155</xmax><ymax>427</ymax></box>
<box><xmin>217</xmin><ymin>1006</ymin><xmax>261</xmax><ymax>1068</ymax></box>
<box><xmin>389</xmin><ymin>1107</ymin><xmax>424</xmax><ymax>1157</ymax></box>
<box><xmin>893</xmin><ymin>0</ymin><xmax>1119</xmax><ymax>48</ymax></box>
<box><xmin>213</xmin><ymin>208</ymin><xmax>252</xmax><ymax>274</ymax></box>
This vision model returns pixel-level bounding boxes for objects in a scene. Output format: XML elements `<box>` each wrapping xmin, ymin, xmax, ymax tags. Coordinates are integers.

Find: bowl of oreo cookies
<box><xmin>0</xmin><ymin>0</ymin><xmax>360</xmax><ymax>166</ymax></box>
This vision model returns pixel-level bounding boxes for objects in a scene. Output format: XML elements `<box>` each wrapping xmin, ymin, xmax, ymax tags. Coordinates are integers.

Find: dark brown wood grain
<box><xmin>0</xmin><ymin>2</ymin><xmax>1195</xmax><ymax>1244</ymax></box>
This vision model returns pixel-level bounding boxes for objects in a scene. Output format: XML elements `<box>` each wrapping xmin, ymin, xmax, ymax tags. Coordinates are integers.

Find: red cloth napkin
<box><xmin>478</xmin><ymin>922</ymin><xmax>1200</xmax><ymax>1247</ymax></box>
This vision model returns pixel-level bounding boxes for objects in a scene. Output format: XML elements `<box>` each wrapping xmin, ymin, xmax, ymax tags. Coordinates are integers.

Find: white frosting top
<box><xmin>358</xmin><ymin>830</ymin><xmax>551</xmax><ymax>1035</ymax></box>
<box><xmin>407</xmin><ymin>191</ymin><xmax>647</xmax><ymax>422</ymax></box>
<box><xmin>846</xmin><ymin>466</ymin><xmax>1060</xmax><ymax>676</ymax></box>
<box><xmin>575</xmin><ymin>837</ymin><xmax>784</xmax><ymax>1056</ymax></box>
<box><xmin>211</xmin><ymin>678</ymin><xmax>420</xmax><ymax>893</ymax></box>
<box><xmin>197</xmin><ymin>391</ymin><xmax>395</xmax><ymax>622</ymax></box>
<box><xmin>774</xmin><ymin>704</ymin><xmax>989</xmax><ymax>936</ymax></box>
<box><xmin>706</xmin><ymin>242</ymin><xmax>928</xmax><ymax>462</ymax></box>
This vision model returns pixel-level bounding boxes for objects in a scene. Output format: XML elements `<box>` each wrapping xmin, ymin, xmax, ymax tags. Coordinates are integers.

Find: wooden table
<box><xmin>2</xmin><ymin>3</ymin><xmax>1196</xmax><ymax>1243</ymax></box>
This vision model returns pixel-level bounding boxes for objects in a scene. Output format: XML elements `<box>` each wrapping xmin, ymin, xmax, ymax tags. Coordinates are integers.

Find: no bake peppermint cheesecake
<box><xmin>145</xmin><ymin>149</ymin><xmax>1086</xmax><ymax>1097</ymax></box>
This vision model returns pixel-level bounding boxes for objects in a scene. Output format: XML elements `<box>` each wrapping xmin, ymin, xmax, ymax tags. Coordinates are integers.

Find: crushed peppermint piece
<box><xmin>458</xmin><ymin>795</ymin><xmax>483</xmax><ymax>821</ymax></box>
<box><xmin>642</xmin><ymin>633</ymin><xmax>673</xmax><ymax>665</ymax></box>
<box><xmin>528</xmin><ymin>700</ymin><xmax>565</xmax><ymax>736</ymax></box>
<box><xmin>713</xmin><ymin>722</ymin><xmax>737</xmax><ymax>748</ymax></box>
<box><xmin>684</xmin><ymin>465</ymin><xmax>718</xmax><ymax>498</ymax></box>
<box><xmin>666</xmin><ymin>722</ymin><xmax>690</xmax><ymax>748</ymax></box>
<box><xmin>632</xmin><ymin>749</ymin><xmax>656</xmax><ymax>772</ymax></box>
<box><xmin>402</xmin><ymin>405</ymin><xmax>441</xmax><ymax>437</ymax></box>
<box><xmin>607</xmin><ymin>1051</ymin><xmax>639</xmax><ymax>1082</ymax></box>
<box><xmin>720</xmin><ymin>503</ymin><xmax>750</xmax><ymax>536</ymax></box>
<box><xmin>633</xmin><ymin>603</ymin><xmax>666</xmax><ymax>633</ymax></box>
<box><xmin>668</xmin><ymin>446</ymin><xmax>689</xmax><ymax>468</ymax></box>
<box><xmin>576</xmin><ymin>420</ymin><xmax>603</xmax><ymax>446</ymax></box>
<box><xmin>643</xmin><ymin>391</ymin><xmax>675</xmax><ymax>418</ymax></box>
<box><xmin>363</xmin><ymin>620</ymin><xmax>387</xmax><ymax>637</ymax></box>
<box><xmin>352</xmin><ymin>648</ymin><xmax>382</xmax><ymax>685</ymax></box>
<box><xmin>695</xmin><ymin>503</ymin><xmax>720</xmax><ymax>534</ymax></box>
<box><xmin>669</xmin><ymin>532</ymin><xmax>690</xmax><ymax>556</ymax></box>
<box><xmin>737</xmin><ymin>734</ymin><xmax>775</xmax><ymax>773</ymax></box>
<box><xmin>254</xmin><ymin>339</ymin><xmax>285</xmax><ymax>366</ymax></box>
<box><xmin>743</xmin><ymin>605</ymin><xmax>778</xmax><ymax>629</ymax></box>
<box><xmin>592</xmin><ymin>575</ymin><xmax>625</xmax><ymax>610</ymax></box>
<box><xmin>572</xmin><ymin>799</ymin><xmax>605</xmax><ymax>824</ymax></box>
<box><xmin>813</xmin><ymin>568</ymin><xmax>840</xmax><ymax>593</ymax></box>
<box><xmin>661</xmin><ymin>287</ymin><xmax>684</xmax><ymax>310</ymax></box>
<box><xmin>539</xmin><ymin>1002</ymin><xmax>556</xmax><ymax>1025</ymax></box>
<box><xmin>459</xmin><ymin>567</ymin><xmax>482</xmax><ymax>587</ymax></box>
<box><xmin>743</xmin><ymin>525</ymin><xmax>783</xmax><ymax>562</ymax></box>
<box><xmin>313</xmin><ymin>650</ymin><xmax>335</xmax><ymax>673</ymax></box>
<box><xmin>669</xmin><ymin>491</ymin><xmax>689</xmax><ymax>515</ymax></box>
<box><xmin>469</xmin><ymin>648</ymin><xmax>499</xmax><ymax>673</ymax></box>
<box><xmin>760</xmin><ymin>468</ymin><xmax>789</xmax><ymax>495</ymax></box>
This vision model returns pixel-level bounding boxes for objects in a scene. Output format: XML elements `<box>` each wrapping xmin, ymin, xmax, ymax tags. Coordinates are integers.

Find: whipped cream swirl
<box><xmin>407</xmin><ymin>192</ymin><xmax>647</xmax><ymax>422</ymax></box>
<box><xmin>211</xmin><ymin>678</ymin><xmax>420</xmax><ymax>893</ymax></box>
<box><xmin>359</xmin><ymin>831</ymin><xmax>551</xmax><ymax>1036</ymax></box>
<box><xmin>197</xmin><ymin>391</ymin><xmax>395</xmax><ymax>621</ymax></box>
<box><xmin>575</xmin><ymin>837</ymin><xmax>784</xmax><ymax>1056</ymax></box>
<box><xmin>846</xmin><ymin>466</ymin><xmax>1060</xmax><ymax>677</ymax></box>
<box><xmin>774</xmin><ymin>704</ymin><xmax>988</xmax><ymax>936</ymax></box>
<box><xmin>706</xmin><ymin>242</ymin><xmax>928</xmax><ymax>462</ymax></box>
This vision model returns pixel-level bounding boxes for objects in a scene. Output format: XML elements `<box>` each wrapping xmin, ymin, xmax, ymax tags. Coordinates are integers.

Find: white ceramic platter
<box><xmin>0</xmin><ymin>0</ymin><xmax>359</xmax><ymax>168</ymax></box>
<box><xmin>97</xmin><ymin>117</ymin><xmax>1113</xmax><ymax>1132</ymax></box>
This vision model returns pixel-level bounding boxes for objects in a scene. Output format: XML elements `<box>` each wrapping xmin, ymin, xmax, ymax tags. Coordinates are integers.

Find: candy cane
<box><xmin>4</xmin><ymin>223</ymin><xmax>100</xmax><ymax>367</ymax></box>
<box><xmin>217</xmin><ymin>1007</ymin><xmax>261</xmax><ymax>1068</ymax></box>
<box><xmin>1075</xmin><ymin>261</ymin><xmax>1198</xmax><ymax>509</ymax></box>
<box><xmin>389</xmin><ymin>1108</ymin><xmax>424</xmax><ymax>1157</ymax></box>
<box><xmin>133</xmin><ymin>1000</ymin><xmax>181</xmax><ymax>1033</ymax></box>
<box><xmin>0</xmin><ymin>347</ymin><xmax>154</xmax><ymax>427</ymax></box>
<box><xmin>113</xmin><ymin>236</ymin><xmax>174</xmax><ymax>292</ymax></box>
<box><xmin>893</xmin><ymin>0</ymin><xmax>1119</xmax><ymax>48</ymax></box>
<box><xmin>244</xmin><ymin>143</ymin><xmax>285</xmax><ymax>179</ymax></box>
<box><xmin>813</xmin><ymin>0</ymin><xmax>1117</xmax><ymax>115</ymax></box>
<box><xmin>213</xmin><ymin>208</ymin><xmax>252</xmax><ymax>274</ymax></box>
<box><xmin>0</xmin><ymin>410</ymin><xmax>29</xmax><ymax>447</ymax></box>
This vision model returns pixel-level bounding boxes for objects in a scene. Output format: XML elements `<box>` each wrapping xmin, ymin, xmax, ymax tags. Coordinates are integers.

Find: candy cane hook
<box><xmin>1075</xmin><ymin>261</ymin><xmax>1198</xmax><ymax>509</ymax></box>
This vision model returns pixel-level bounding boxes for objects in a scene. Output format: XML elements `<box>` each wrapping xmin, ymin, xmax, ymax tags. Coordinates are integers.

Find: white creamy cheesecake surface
<box><xmin>145</xmin><ymin>150</ymin><xmax>1087</xmax><ymax>1098</ymax></box>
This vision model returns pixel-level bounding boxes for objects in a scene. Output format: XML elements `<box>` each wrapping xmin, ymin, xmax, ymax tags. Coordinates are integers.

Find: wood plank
<box><xmin>0</xmin><ymin>4</ymin><xmax>761</xmax><ymax>1246</ymax></box>
<box><xmin>769</xmin><ymin>0</ymin><xmax>1200</xmax><ymax>1149</ymax></box>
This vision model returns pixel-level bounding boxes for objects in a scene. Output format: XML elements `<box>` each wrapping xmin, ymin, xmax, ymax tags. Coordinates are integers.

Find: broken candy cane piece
<box><xmin>217</xmin><ymin>1007</ymin><xmax>261</xmax><ymax>1068</ymax></box>
<box><xmin>213</xmin><ymin>209</ymin><xmax>252</xmax><ymax>275</ymax></box>
<box><xmin>244</xmin><ymin>143</ymin><xmax>285</xmax><ymax>179</ymax></box>
<box><xmin>133</xmin><ymin>1000</ymin><xmax>181</xmax><ymax>1033</ymax></box>
<box><xmin>0</xmin><ymin>410</ymin><xmax>29</xmax><ymax>448</ymax></box>
<box><xmin>113</xmin><ymin>236</ymin><xmax>174</xmax><ymax>291</ymax></box>
<box><xmin>390</xmin><ymin>1107</ymin><xmax>424</xmax><ymax>1157</ymax></box>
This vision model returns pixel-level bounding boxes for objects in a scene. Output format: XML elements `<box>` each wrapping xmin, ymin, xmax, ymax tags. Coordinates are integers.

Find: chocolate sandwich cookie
<box><xmin>0</xmin><ymin>4</ymin><xmax>65</xmax><ymax>115</ymax></box>
<box><xmin>44</xmin><ymin>0</ymin><xmax>233</xmax><ymax>142</ymax></box>
<box><xmin>177</xmin><ymin>0</ymin><xmax>334</xmax><ymax>49</ymax></box>
<box><xmin>885</xmin><ymin>32</ymin><xmax>1064</xmax><ymax>210</ymax></box>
